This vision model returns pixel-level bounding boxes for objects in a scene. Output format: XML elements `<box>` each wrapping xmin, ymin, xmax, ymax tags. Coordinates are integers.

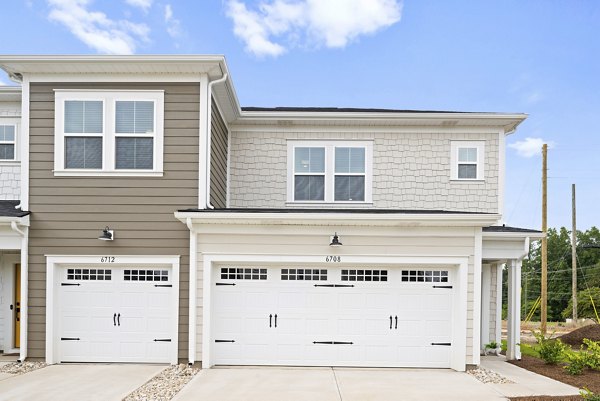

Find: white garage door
<box><xmin>58</xmin><ymin>266</ymin><xmax>174</xmax><ymax>363</ymax></box>
<box><xmin>211</xmin><ymin>266</ymin><xmax>454</xmax><ymax>368</ymax></box>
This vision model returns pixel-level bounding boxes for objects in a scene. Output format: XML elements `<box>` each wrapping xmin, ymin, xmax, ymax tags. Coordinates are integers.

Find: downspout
<box><xmin>11</xmin><ymin>221</ymin><xmax>28</xmax><ymax>362</ymax></box>
<box><xmin>205</xmin><ymin>73</ymin><xmax>228</xmax><ymax>209</ymax></box>
<box><xmin>186</xmin><ymin>218</ymin><xmax>197</xmax><ymax>365</ymax></box>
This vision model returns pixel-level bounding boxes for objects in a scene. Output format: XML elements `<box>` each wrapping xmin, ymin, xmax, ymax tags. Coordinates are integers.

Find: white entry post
<box><xmin>506</xmin><ymin>259</ymin><xmax>522</xmax><ymax>360</ymax></box>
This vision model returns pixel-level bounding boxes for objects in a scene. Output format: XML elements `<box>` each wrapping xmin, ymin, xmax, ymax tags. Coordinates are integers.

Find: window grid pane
<box><xmin>295</xmin><ymin>147</ymin><xmax>325</xmax><ymax>173</ymax></box>
<box><xmin>116</xmin><ymin>101</ymin><xmax>154</xmax><ymax>134</ymax></box>
<box><xmin>334</xmin><ymin>175</ymin><xmax>365</xmax><ymax>201</ymax></box>
<box><xmin>116</xmin><ymin>137</ymin><xmax>153</xmax><ymax>169</ymax></box>
<box><xmin>294</xmin><ymin>175</ymin><xmax>325</xmax><ymax>201</ymax></box>
<box><xmin>65</xmin><ymin>101</ymin><xmax>103</xmax><ymax>134</ymax></box>
<box><xmin>458</xmin><ymin>164</ymin><xmax>477</xmax><ymax>179</ymax></box>
<box><xmin>65</xmin><ymin>137</ymin><xmax>102</xmax><ymax>169</ymax></box>
<box><xmin>335</xmin><ymin>147</ymin><xmax>365</xmax><ymax>173</ymax></box>
<box><xmin>458</xmin><ymin>147</ymin><xmax>477</xmax><ymax>162</ymax></box>
<box><xmin>0</xmin><ymin>125</ymin><xmax>15</xmax><ymax>142</ymax></box>
<box><xmin>0</xmin><ymin>144</ymin><xmax>14</xmax><ymax>160</ymax></box>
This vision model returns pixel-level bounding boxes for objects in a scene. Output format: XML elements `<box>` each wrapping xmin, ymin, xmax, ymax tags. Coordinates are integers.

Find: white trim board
<box><xmin>199</xmin><ymin>253</ymin><xmax>469</xmax><ymax>371</ymax></box>
<box><xmin>45</xmin><ymin>254</ymin><xmax>180</xmax><ymax>365</ymax></box>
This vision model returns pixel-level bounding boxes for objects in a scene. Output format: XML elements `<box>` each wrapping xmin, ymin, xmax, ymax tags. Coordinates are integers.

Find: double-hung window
<box><xmin>288</xmin><ymin>141</ymin><xmax>372</xmax><ymax>203</ymax></box>
<box><xmin>54</xmin><ymin>90</ymin><xmax>164</xmax><ymax>176</ymax></box>
<box><xmin>450</xmin><ymin>141</ymin><xmax>484</xmax><ymax>181</ymax></box>
<box><xmin>0</xmin><ymin>124</ymin><xmax>16</xmax><ymax>160</ymax></box>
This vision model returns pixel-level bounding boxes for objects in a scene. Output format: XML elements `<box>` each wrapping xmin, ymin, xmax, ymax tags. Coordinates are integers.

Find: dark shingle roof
<box><xmin>483</xmin><ymin>225</ymin><xmax>541</xmax><ymax>233</ymax></box>
<box><xmin>0</xmin><ymin>200</ymin><xmax>30</xmax><ymax>218</ymax></box>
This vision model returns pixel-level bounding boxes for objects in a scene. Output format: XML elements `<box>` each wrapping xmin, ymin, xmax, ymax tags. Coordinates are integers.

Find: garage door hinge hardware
<box><xmin>61</xmin><ymin>337</ymin><xmax>80</xmax><ymax>341</ymax></box>
<box><xmin>215</xmin><ymin>340</ymin><xmax>235</xmax><ymax>343</ymax></box>
<box><xmin>433</xmin><ymin>286</ymin><xmax>453</xmax><ymax>289</ymax></box>
<box><xmin>313</xmin><ymin>341</ymin><xmax>353</xmax><ymax>345</ymax></box>
<box><xmin>216</xmin><ymin>283</ymin><xmax>236</xmax><ymax>286</ymax></box>
<box><xmin>154</xmin><ymin>284</ymin><xmax>172</xmax><ymax>287</ymax></box>
<box><xmin>431</xmin><ymin>343</ymin><xmax>451</xmax><ymax>346</ymax></box>
<box><xmin>313</xmin><ymin>284</ymin><xmax>355</xmax><ymax>288</ymax></box>
<box><xmin>61</xmin><ymin>283</ymin><xmax>80</xmax><ymax>286</ymax></box>
<box><xmin>153</xmin><ymin>339</ymin><xmax>172</xmax><ymax>342</ymax></box>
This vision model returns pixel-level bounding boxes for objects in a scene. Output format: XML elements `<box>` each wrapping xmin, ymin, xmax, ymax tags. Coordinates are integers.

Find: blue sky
<box><xmin>1</xmin><ymin>0</ymin><xmax>599</xmax><ymax>230</ymax></box>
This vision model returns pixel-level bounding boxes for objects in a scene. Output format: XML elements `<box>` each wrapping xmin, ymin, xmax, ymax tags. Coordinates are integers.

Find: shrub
<box><xmin>581</xmin><ymin>388</ymin><xmax>600</xmax><ymax>401</ymax></box>
<box><xmin>562</xmin><ymin>287</ymin><xmax>600</xmax><ymax>320</ymax></box>
<box><xmin>564</xmin><ymin>350</ymin><xmax>588</xmax><ymax>375</ymax></box>
<box><xmin>583</xmin><ymin>339</ymin><xmax>600</xmax><ymax>370</ymax></box>
<box><xmin>532</xmin><ymin>331</ymin><xmax>568</xmax><ymax>365</ymax></box>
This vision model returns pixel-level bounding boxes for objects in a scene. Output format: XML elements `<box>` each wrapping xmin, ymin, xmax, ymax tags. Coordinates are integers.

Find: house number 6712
<box><xmin>100</xmin><ymin>256</ymin><xmax>115</xmax><ymax>263</ymax></box>
<box><xmin>325</xmin><ymin>256</ymin><xmax>341</xmax><ymax>262</ymax></box>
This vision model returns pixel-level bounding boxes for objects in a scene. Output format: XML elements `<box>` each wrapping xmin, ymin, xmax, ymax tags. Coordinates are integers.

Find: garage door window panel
<box><xmin>220</xmin><ymin>267</ymin><xmax>267</xmax><ymax>280</ymax></box>
<box><xmin>124</xmin><ymin>269</ymin><xmax>168</xmax><ymax>282</ymax></box>
<box><xmin>281</xmin><ymin>268</ymin><xmax>327</xmax><ymax>281</ymax></box>
<box><xmin>401</xmin><ymin>270</ymin><xmax>449</xmax><ymax>283</ymax></box>
<box><xmin>66</xmin><ymin>268</ymin><xmax>112</xmax><ymax>281</ymax></box>
<box><xmin>341</xmin><ymin>269</ymin><xmax>387</xmax><ymax>282</ymax></box>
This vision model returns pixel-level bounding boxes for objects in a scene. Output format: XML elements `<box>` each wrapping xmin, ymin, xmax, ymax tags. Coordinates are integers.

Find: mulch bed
<box><xmin>508</xmin><ymin>355</ymin><xmax>600</xmax><ymax>401</ymax></box>
<box><xmin>558</xmin><ymin>324</ymin><xmax>600</xmax><ymax>347</ymax></box>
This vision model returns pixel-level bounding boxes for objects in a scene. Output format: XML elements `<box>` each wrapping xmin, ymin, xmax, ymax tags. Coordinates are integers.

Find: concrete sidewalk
<box><xmin>0</xmin><ymin>364</ymin><xmax>165</xmax><ymax>401</ymax></box>
<box><xmin>481</xmin><ymin>356</ymin><xmax>580</xmax><ymax>398</ymax></box>
<box><xmin>173</xmin><ymin>366</ymin><xmax>507</xmax><ymax>401</ymax></box>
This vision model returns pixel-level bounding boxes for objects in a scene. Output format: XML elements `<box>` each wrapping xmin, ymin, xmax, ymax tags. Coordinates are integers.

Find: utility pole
<box><xmin>541</xmin><ymin>144</ymin><xmax>548</xmax><ymax>335</ymax></box>
<box><xmin>572</xmin><ymin>184</ymin><xmax>578</xmax><ymax>323</ymax></box>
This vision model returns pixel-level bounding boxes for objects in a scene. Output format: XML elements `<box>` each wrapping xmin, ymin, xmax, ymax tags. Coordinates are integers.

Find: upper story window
<box><xmin>287</xmin><ymin>141</ymin><xmax>373</xmax><ymax>203</ymax></box>
<box><xmin>450</xmin><ymin>141</ymin><xmax>485</xmax><ymax>181</ymax></box>
<box><xmin>54</xmin><ymin>90</ymin><xmax>164</xmax><ymax>177</ymax></box>
<box><xmin>0</xmin><ymin>125</ymin><xmax>16</xmax><ymax>160</ymax></box>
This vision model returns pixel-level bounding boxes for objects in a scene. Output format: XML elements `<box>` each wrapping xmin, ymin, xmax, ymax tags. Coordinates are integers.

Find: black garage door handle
<box><xmin>113</xmin><ymin>313</ymin><xmax>116</xmax><ymax>326</ymax></box>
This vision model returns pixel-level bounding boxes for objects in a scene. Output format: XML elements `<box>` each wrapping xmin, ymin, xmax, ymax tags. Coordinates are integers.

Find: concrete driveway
<box><xmin>0</xmin><ymin>364</ymin><xmax>164</xmax><ymax>401</ymax></box>
<box><xmin>173</xmin><ymin>367</ymin><xmax>507</xmax><ymax>401</ymax></box>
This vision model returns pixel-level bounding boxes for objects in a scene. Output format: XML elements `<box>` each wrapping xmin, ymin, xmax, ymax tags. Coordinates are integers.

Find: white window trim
<box><xmin>450</xmin><ymin>140</ymin><xmax>485</xmax><ymax>181</ymax></box>
<box><xmin>287</xmin><ymin>140</ymin><xmax>373</xmax><ymax>203</ymax></box>
<box><xmin>54</xmin><ymin>90</ymin><xmax>164</xmax><ymax>177</ymax></box>
<box><xmin>0</xmin><ymin>120</ymin><xmax>19</xmax><ymax>163</ymax></box>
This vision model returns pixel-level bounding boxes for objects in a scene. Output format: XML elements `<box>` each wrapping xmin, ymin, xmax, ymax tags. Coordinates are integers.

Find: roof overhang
<box><xmin>0</xmin><ymin>214</ymin><xmax>29</xmax><ymax>226</ymax></box>
<box><xmin>175</xmin><ymin>210</ymin><xmax>501</xmax><ymax>228</ymax></box>
<box><xmin>0</xmin><ymin>86</ymin><xmax>22</xmax><ymax>102</ymax></box>
<box><xmin>234</xmin><ymin>110</ymin><xmax>527</xmax><ymax>132</ymax></box>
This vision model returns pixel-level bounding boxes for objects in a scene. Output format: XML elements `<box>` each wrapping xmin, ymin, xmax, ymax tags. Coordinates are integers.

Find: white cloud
<box><xmin>125</xmin><ymin>0</ymin><xmax>152</xmax><ymax>12</ymax></box>
<box><xmin>508</xmin><ymin>137</ymin><xmax>555</xmax><ymax>158</ymax></box>
<box><xmin>225</xmin><ymin>0</ymin><xmax>402</xmax><ymax>57</ymax></box>
<box><xmin>164</xmin><ymin>4</ymin><xmax>182</xmax><ymax>38</ymax></box>
<box><xmin>47</xmin><ymin>0</ymin><xmax>150</xmax><ymax>54</ymax></box>
<box><xmin>524</xmin><ymin>91</ymin><xmax>543</xmax><ymax>105</ymax></box>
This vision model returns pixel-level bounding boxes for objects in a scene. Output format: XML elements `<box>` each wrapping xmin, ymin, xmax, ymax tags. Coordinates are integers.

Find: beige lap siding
<box><xmin>28</xmin><ymin>82</ymin><xmax>200</xmax><ymax>360</ymax></box>
<box><xmin>229</xmin><ymin>130</ymin><xmax>499</xmax><ymax>212</ymax></box>
<box><xmin>209</xmin><ymin>97</ymin><xmax>228</xmax><ymax>208</ymax></box>
<box><xmin>194</xmin><ymin>225</ymin><xmax>478</xmax><ymax>365</ymax></box>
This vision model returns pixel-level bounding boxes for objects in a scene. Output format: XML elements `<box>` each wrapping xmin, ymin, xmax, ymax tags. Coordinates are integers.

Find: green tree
<box><xmin>562</xmin><ymin>287</ymin><xmax>600</xmax><ymax>321</ymax></box>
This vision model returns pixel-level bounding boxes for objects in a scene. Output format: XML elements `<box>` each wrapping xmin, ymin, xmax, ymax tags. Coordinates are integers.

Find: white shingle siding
<box><xmin>0</xmin><ymin>165</ymin><xmax>20</xmax><ymax>200</ymax></box>
<box><xmin>229</xmin><ymin>130</ymin><xmax>499</xmax><ymax>212</ymax></box>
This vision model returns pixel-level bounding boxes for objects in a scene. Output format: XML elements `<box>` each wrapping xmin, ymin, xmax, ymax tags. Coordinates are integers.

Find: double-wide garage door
<box><xmin>58</xmin><ymin>266</ymin><xmax>174</xmax><ymax>363</ymax></box>
<box><xmin>212</xmin><ymin>266</ymin><xmax>454</xmax><ymax>368</ymax></box>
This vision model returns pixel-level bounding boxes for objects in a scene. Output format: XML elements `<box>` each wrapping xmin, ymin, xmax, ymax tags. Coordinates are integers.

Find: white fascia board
<box><xmin>482</xmin><ymin>231</ymin><xmax>544</xmax><ymax>240</ymax></box>
<box><xmin>237</xmin><ymin>111</ymin><xmax>527</xmax><ymax>130</ymax></box>
<box><xmin>175</xmin><ymin>211</ymin><xmax>500</xmax><ymax>227</ymax></box>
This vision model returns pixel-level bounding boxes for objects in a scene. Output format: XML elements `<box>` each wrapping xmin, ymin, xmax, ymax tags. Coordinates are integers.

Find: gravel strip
<box><xmin>467</xmin><ymin>367</ymin><xmax>514</xmax><ymax>384</ymax></box>
<box><xmin>0</xmin><ymin>361</ymin><xmax>47</xmax><ymax>375</ymax></box>
<box><xmin>123</xmin><ymin>364</ymin><xmax>200</xmax><ymax>401</ymax></box>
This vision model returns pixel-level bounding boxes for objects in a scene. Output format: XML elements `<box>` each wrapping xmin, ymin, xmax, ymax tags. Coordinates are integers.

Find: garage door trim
<box><xmin>45</xmin><ymin>255</ymin><xmax>180</xmax><ymax>365</ymax></box>
<box><xmin>201</xmin><ymin>253</ymin><xmax>468</xmax><ymax>371</ymax></box>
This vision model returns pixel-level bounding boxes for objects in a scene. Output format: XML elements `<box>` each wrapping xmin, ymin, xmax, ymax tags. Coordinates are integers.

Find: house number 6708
<box><xmin>325</xmin><ymin>256</ymin><xmax>341</xmax><ymax>262</ymax></box>
<box><xmin>100</xmin><ymin>256</ymin><xmax>115</xmax><ymax>263</ymax></box>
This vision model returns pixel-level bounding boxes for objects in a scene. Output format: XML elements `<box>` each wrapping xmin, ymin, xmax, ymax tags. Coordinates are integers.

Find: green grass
<box><xmin>501</xmin><ymin>339</ymin><xmax>542</xmax><ymax>358</ymax></box>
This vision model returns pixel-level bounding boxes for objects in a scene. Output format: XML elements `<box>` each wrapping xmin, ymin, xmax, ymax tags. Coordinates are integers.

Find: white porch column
<box><xmin>506</xmin><ymin>259</ymin><xmax>522</xmax><ymax>360</ymax></box>
<box><xmin>480</xmin><ymin>264</ymin><xmax>491</xmax><ymax>351</ymax></box>
<box><xmin>495</xmin><ymin>263</ymin><xmax>503</xmax><ymax>346</ymax></box>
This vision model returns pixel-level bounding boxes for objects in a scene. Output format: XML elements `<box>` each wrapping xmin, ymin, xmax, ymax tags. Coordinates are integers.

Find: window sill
<box><xmin>0</xmin><ymin>160</ymin><xmax>20</xmax><ymax>166</ymax></box>
<box><xmin>450</xmin><ymin>178</ymin><xmax>485</xmax><ymax>183</ymax></box>
<box><xmin>285</xmin><ymin>202</ymin><xmax>374</xmax><ymax>208</ymax></box>
<box><xmin>53</xmin><ymin>170</ymin><xmax>164</xmax><ymax>178</ymax></box>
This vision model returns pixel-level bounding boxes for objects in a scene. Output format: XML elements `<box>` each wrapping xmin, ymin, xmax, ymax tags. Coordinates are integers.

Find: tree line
<box><xmin>502</xmin><ymin>227</ymin><xmax>600</xmax><ymax>322</ymax></box>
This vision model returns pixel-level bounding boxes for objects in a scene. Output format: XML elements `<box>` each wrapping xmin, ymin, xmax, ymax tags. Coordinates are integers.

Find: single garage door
<box><xmin>58</xmin><ymin>266</ymin><xmax>174</xmax><ymax>363</ymax></box>
<box><xmin>211</xmin><ymin>266</ymin><xmax>454</xmax><ymax>368</ymax></box>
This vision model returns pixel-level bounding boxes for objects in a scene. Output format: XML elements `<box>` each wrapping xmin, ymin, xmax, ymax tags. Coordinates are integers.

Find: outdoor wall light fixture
<box><xmin>330</xmin><ymin>232</ymin><xmax>342</xmax><ymax>247</ymax></box>
<box><xmin>98</xmin><ymin>226</ymin><xmax>114</xmax><ymax>241</ymax></box>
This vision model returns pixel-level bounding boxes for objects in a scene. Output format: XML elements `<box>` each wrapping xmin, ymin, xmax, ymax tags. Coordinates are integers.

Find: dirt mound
<box><xmin>558</xmin><ymin>323</ymin><xmax>600</xmax><ymax>347</ymax></box>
